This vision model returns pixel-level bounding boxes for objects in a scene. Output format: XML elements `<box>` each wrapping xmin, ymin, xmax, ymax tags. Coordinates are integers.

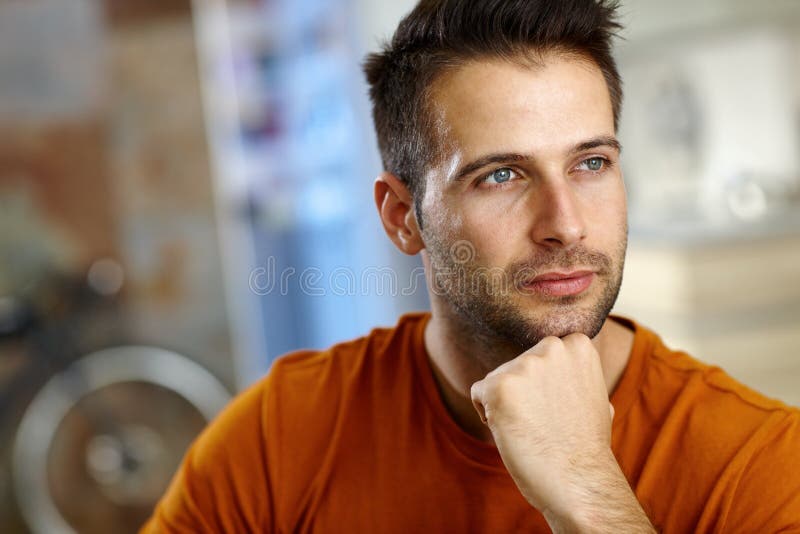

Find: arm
<box><xmin>471</xmin><ymin>334</ymin><xmax>655</xmax><ymax>533</ymax></box>
<box><xmin>718</xmin><ymin>411</ymin><xmax>800</xmax><ymax>533</ymax></box>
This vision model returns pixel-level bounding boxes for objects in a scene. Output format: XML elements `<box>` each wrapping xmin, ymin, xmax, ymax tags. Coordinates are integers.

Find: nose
<box><xmin>528</xmin><ymin>177</ymin><xmax>587</xmax><ymax>248</ymax></box>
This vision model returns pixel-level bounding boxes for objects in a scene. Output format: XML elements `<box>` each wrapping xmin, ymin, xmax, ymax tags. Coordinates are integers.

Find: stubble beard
<box><xmin>424</xmin><ymin>229</ymin><xmax>627</xmax><ymax>370</ymax></box>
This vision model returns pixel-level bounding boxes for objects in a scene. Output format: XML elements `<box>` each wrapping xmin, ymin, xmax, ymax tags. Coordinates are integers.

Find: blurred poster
<box><xmin>0</xmin><ymin>0</ymin><xmax>105</xmax><ymax>121</ymax></box>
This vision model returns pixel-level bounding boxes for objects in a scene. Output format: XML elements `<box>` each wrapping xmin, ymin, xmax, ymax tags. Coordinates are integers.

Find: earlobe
<box><xmin>374</xmin><ymin>172</ymin><xmax>425</xmax><ymax>255</ymax></box>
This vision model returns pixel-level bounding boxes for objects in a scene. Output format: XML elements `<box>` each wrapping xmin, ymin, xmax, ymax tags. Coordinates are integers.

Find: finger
<box><xmin>561</xmin><ymin>333</ymin><xmax>599</xmax><ymax>362</ymax></box>
<box><xmin>609</xmin><ymin>402</ymin><xmax>615</xmax><ymax>420</ymax></box>
<box><xmin>561</xmin><ymin>332</ymin><xmax>592</xmax><ymax>348</ymax></box>
<box><xmin>470</xmin><ymin>380</ymin><xmax>488</xmax><ymax>425</ymax></box>
<box><xmin>525</xmin><ymin>335</ymin><xmax>562</xmax><ymax>357</ymax></box>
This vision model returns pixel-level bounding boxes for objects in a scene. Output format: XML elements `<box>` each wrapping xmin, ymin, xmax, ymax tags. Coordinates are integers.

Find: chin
<box><xmin>531</xmin><ymin>308</ymin><xmax>606</xmax><ymax>339</ymax></box>
<box><xmin>485</xmin><ymin>301</ymin><xmax>609</xmax><ymax>351</ymax></box>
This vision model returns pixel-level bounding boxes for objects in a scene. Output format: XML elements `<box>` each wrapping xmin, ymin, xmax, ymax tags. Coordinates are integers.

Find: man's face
<box><xmin>420</xmin><ymin>53</ymin><xmax>627</xmax><ymax>362</ymax></box>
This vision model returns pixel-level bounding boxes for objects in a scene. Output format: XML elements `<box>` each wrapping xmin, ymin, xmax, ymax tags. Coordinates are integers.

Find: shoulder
<box><xmin>261</xmin><ymin>311</ymin><xmax>428</xmax><ymax>444</ymax></box>
<box><xmin>259</xmin><ymin>313</ymin><xmax>428</xmax><ymax>523</ymax></box>
<box><xmin>618</xmin><ymin>316</ymin><xmax>799</xmax><ymax>472</ymax></box>
<box><xmin>617</xmin><ymin>316</ymin><xmax>796</xmax><ymax>421</ymax></box>
<box><xmin>203</xmin><ymin>311</ymin><xmax>427</xmax><ymax>437</ymax></box>
<box><xmin>641</xmin><ymin>323</ymin><xmax>797</xmax><ymax>425</ymax></box>
<box><xmin>619</xmin><ymin>320</ymin><xmax>800</xmax><ymax>528</ymax></box>
<box><xmin>145</xmin><ymin>313</ymin><xmax>429</xmax><ymax>531</ymax></box>
<box><xmin>267</xmin><ymin>311</ymin><xmax>428</xmax><ymax>395</ymax></box>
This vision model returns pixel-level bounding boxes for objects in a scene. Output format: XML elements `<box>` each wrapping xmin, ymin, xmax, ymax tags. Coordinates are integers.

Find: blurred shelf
<box><xmin>630</xmin><ymin>211</ymin><xmax>800</xmax><ymax>247</ymax></box>
<box><xmin>615</xmin><ymin>234</ymin><xmax>800</xmax><ymax>406</ymax></box>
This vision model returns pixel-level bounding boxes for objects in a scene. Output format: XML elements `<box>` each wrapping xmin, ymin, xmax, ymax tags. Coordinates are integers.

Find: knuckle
<box><xmin>564</xmin><ymin>333</ymin><xmax>595</xmax><ymax>356</ymax></box>
<box><xmin>539</xmin><ymin>335</ymin><xmax>563</xmax><ymax>347</ymax></box>
<box><xmin>533</xmin><ymin>335</ymin><xmax>563</xmax><ymax>355</ymax></box>
<box><xmin>517</xmin><ymin>351</ymin><xmax>540</xmax><ymax>370</ymax></box>
<box><xmin>490</xmin><ymin>372</ymin><xmax>514</xmax><ymax>392</ymax></box>
<box><xmin>563</xmin><ymin>332</ymin><xmax>590</xmax><ymax>346</ymax></box>
<box><xmin>483</xmin><ymin>373</ymin><xmax>519</xmax><ymax>403</ymax></box>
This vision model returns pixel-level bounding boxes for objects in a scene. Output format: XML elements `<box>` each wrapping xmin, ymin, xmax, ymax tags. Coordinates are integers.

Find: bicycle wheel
<box><xmin>11</xmin><ymin>345</ymin><xmax>231</xmax><ymax>534</ymax></box>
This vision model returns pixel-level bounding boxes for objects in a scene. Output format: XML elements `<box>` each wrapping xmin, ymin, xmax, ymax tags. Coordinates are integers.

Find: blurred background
<box><xmin>0</xmin><ymin>0</ymin><xmax>797</xmax><ymax>532</ymax></box>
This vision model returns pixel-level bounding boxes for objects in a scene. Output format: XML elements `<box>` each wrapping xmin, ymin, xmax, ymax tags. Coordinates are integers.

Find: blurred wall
<box><xmin>105</xmin><ymin>3</ymin><xmax>233</xmax><ymax>387</ymax></box>
<box><xmin>0</xmin><ymin>0</ymin><xmax>235</xmax><ymax>388</ymax></box>
<box><xmin>0</xmin><ymin>2</ymin><xmax>237</xmax><ymax>532</ymax></box>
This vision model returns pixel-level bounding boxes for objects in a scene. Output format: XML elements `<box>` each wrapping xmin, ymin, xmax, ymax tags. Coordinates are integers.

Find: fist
<box><xmin>470</xmin><ymin>333</ymin><xmax>616</xmax><ymax>515</ymax></box>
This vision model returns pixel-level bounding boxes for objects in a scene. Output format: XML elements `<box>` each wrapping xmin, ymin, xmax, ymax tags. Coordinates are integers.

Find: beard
<box><xmin>423</xmin><ymin>229</ymin><xmax>627</xmax><ymax>368</ymax></box>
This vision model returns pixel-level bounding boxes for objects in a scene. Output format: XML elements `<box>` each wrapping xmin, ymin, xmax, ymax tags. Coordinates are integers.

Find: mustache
<box><xmin>507</xmin><ymin>247</ymin><xmax>613</xmax><ymax>283</ymax></box>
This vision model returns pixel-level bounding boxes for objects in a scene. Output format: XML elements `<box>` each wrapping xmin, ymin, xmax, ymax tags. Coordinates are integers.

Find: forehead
<box><xmin>428</xmin><ymin>54</ymin><xmax>615</xmax><ymax>159</ymax></box>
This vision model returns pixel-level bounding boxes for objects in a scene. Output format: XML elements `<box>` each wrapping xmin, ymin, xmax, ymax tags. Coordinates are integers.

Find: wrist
<box><xmin>543</xmin><ymin>502</ymin><xmax>655</xmax><ymax>534</ymax></box>
<box><xmin>538</xmin><ymin>450</ymin><xmax>655</xmax><ymax>533</ymax></box>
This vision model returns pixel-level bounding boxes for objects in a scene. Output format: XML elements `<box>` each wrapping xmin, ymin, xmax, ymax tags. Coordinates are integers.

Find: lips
<box><xmin>522</xmin><ymin>270</ymin><xmax>596</xmax><ymax>297</ymax></box>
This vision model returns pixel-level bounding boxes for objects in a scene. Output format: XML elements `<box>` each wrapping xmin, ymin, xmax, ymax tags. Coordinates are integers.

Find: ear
<box><xmin>374</xmin><ymin>172</ymin><xmax>425</xmax><ymax>255</ymax></box>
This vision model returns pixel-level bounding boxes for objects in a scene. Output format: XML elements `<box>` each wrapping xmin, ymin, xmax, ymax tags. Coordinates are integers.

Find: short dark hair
<box><xmin>363</xmin><ymin>0</ymin><xmax>623</xmax><ymax>212</ymax></box>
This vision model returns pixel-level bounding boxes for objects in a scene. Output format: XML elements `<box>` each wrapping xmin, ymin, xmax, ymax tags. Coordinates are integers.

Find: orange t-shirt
<box><xmin>142</xmin><ymin>313</ymin><xmax>800</xmax><ymax>533</ymax></box>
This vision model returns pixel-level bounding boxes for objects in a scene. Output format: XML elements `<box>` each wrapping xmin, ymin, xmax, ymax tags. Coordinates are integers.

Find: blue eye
<box><xmin>484</xmin><ymin>167</ymin><xmax>516</xmax><ymax>185</ymax></box>
<box><xmin>580</xmin><ymin>157</ymin><xmax>606</xmax><ymax>172</ymax></box>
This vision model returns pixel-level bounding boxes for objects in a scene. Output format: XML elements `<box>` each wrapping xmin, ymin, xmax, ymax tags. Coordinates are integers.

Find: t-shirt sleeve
<box><xmin>139</xmin><ymin>376</ymin><xmax>274</xmax><ymax>533</ymax></box>
<box><xmin>720</xmin><ymin>411</ymin><xmax>800</xmax><ymax>532</ymax></box>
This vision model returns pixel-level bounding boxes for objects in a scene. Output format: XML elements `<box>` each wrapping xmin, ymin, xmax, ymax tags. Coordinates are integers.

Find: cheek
<box><xmin>457</xmin><ymin>202</ymin><xmax>528</xmax><ymax>266</ymax></box>
<box><xmin>420</xmin><ymin>191</ymin><xmax>472</xmax><ymax>254</ymax></box>
<box><xmin>578</xmin><ymin>181</ymin><xmax>628</xmax><ymax>244</ymax></box>
<box><xmin>575</xmin><ymin>171</ymin><xmax>626</xmax><ymax>213</ymax></box>
<box><xmin>424</xmin><ymin>190</ymin><xmax>516</xmax><ymax>267</ymax></box>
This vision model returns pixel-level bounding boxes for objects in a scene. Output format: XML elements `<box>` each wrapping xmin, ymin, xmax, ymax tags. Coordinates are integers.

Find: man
<box><xmin>143</xmin><ymin>0</ymin><xmax>800</xmax><ymax>532</ymax></box>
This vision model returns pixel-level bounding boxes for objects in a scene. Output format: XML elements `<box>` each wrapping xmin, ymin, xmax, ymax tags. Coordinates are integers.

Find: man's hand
<box><xmin>470</xmin><ymin>334</ymin><xmax>655</xmax><ymax>533</ymax></box>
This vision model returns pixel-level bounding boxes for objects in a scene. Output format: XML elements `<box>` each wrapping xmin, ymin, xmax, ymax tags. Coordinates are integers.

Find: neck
<box><xmin>423</xmin><ymin>305</ymin><xmax>635</xmax><ymax>443</ymax></box>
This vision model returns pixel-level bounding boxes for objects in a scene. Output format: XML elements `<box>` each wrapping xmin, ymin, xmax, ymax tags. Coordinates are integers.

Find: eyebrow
<box><xmin>450</xmin><ymin>135</ymin><xmax>622</xmax><ymax>182</ymax></box>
